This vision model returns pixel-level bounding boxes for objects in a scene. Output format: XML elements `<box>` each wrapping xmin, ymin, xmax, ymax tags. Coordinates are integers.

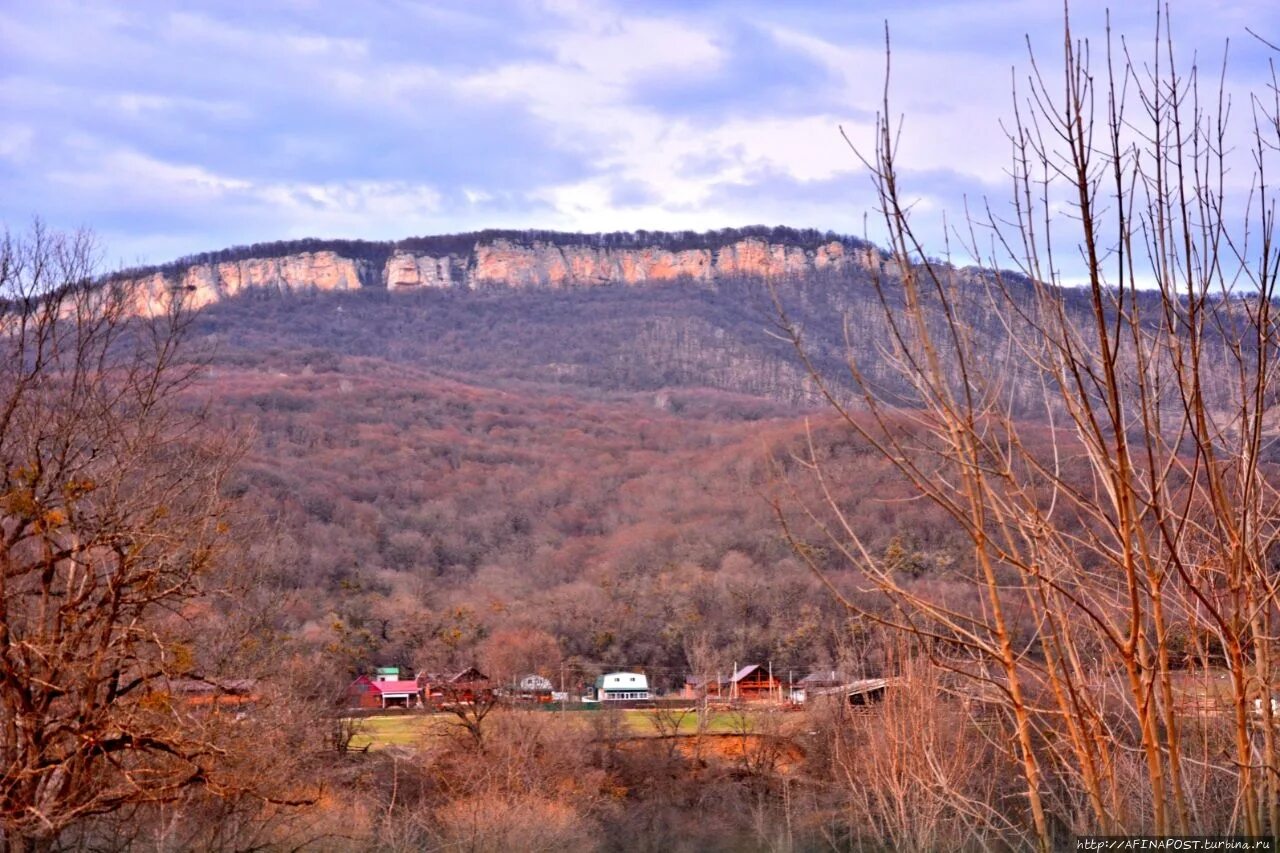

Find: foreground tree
<box><xmin>777</xmin><ymin>10</ymin><xmax>1280</xmax><ymax>848</ymax></box>
<box><xmin>0</xmin><ymin>224</ymin><xmax>244</xmax><ymax>850</ymax></box>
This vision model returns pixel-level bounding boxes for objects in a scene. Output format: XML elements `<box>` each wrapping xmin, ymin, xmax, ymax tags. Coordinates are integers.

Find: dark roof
<box><xmin>448</xmin><ymin>666</ymin><xmax>489</xmax><ymax>683</ymax></box>
<box><xmin>417</xmin><ymin>666</ymin><xmax>489</xmax><ymax>684</ymax></box>
<box><xmin>799</xmin><ymin>670</ymin><xmax>845</xmax><ymax>685</ymax></box>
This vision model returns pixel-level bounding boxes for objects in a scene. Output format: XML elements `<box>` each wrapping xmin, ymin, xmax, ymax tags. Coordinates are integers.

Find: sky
<box><xmin>2</xmin><ymin>0</ymin><xmax>1280</xmax><ymax>270</ymax></box>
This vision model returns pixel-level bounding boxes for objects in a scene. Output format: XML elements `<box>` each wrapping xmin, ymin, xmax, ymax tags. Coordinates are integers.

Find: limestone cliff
<box><xmin>383</xmin><ymin>251</ymin><xmax>459</xmax><ymax>289</ymax></box>
<box><xmin>128</xmin><ymin>250</ymin><xmax>368</xmax><ymax>316</ymax></box>
<box><xmin>122</xmin><ymin>232</ymin><xmax>885</xmax><ymax>313</ymax></box>
<box><xmin>389</xmin><ymin>237</ymin><xmax>882</xmax><ymax>290</ymax></box>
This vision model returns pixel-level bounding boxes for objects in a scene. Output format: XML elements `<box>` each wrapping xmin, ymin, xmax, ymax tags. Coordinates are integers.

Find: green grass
<box><xmin>346</xmin><ymin>714</ymin><xmax>439</xmax><ymax>750</ymax></box>
<box><xmin>345</xmin><ymin>707</ymin><xmax>758</xmax><ymax>750</ymax></box>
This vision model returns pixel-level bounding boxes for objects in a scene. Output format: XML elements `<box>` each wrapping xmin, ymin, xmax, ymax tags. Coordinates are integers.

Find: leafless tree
<box><xmin>0</xmin><ymin>223</ymin><xmax>250</xmax><ymax>850</ymax></box>
<box><xmin>774</xmin><ymin>9</ymin><xmax>1280</xmax><ymax>848</ymax></box>
<box><xmin>438</xmin><ymin>682</ymin><xmax>500</xmax><ymax>748</ymax></box>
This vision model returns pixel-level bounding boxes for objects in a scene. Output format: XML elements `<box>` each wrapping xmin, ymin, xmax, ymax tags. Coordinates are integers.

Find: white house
<box><xmin>596</xmin><ymin>672</ymin><xmax>650</xmax><ymax>701</ymax></box>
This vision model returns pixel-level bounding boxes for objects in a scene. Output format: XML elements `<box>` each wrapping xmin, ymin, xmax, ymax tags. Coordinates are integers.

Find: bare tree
<box><xmin>438</xmin><ymin>682</ymin><xmax>500</xmax><ymax>748</ymax></box>
<box><xmin>0</xmin><ymin>223</ymin><xmax>247</xmax><ymax>850</ymax></box>
<box><xmin>774</xmin><ymin>10</ymin><xmax>1280</xmax><ymax>848</ymax></box>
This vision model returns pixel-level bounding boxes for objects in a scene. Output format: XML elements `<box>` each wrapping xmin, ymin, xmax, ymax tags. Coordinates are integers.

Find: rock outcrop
<box><xmin>392</xmin><ymin>237</ymin><xmax>881</xmax><ymax>290</ymax></box>
<box><xmin>384</xmin><ymin>251</ymin><xmax>458</xmax><ymax>289</ymax></box>
<box><xmin>128</xmin><ymin>250</ymin><xmax>367</xmax><ymax>316</ymax></box>
<box><xmin>120</xmin><ymin>233</ymin><xmax>887</xmax><ymax>314</ymax></box>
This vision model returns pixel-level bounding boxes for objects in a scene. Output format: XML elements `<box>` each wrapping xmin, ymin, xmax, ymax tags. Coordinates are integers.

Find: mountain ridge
<box><xmin>118</xmin><ymin>225</ymin><xmax>872</xmax><ymax>280</ymax></box>
<box><xmin>114</xmin><ymin>226</ymin><xmax>896</xmax><ymax>316</ymax></box>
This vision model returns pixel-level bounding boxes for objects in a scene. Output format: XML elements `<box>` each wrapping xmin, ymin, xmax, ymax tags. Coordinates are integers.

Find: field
<box><xmin>346</xmin><ymin>714</ymin><xmax>448</xmax><ymax>750</ymax></box>
<box><xmin>346</xmin><ymin>707</ymin><xmax>771</xmax><ymax>751</ymax></box>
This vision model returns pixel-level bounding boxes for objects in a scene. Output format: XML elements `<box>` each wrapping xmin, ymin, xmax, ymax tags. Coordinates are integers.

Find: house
<box><xmin>346</xmin><ymin>674</ymin><xmax>421</xmax><ymax>709</ymax></box>
<box><xmin>681</xmin><ymin>673</ymin><xmax>727</xmax><ymax>700</ymax></box>
<box><xmin>728</xmin><ymin>665</ymin><xmax>782</xmax><ymax>702</ymax></box>
<box><xmin>419</xmin><ymin>666</ymin><xmax>492</xmax><ymax>706</ymax></box>
<box><xmin>791</xmin><ymin>670</ymin><xmax>846</xmax><ymax>704</ymax></box>
<box><xmin>596</xmin><ymin>672</ymin><xmax>650</xmax><ymax>701</ymax></box>
<box><xmin>518</xmin><ymin>674</ymin><xmax>554</xmax><ymax>703</ymax></box>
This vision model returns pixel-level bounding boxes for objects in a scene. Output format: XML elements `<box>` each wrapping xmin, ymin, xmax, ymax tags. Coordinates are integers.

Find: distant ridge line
<box><xmin>112</xmin><ymin>225</ymin><xmax>871</xmax><ymax>282</ymax></box>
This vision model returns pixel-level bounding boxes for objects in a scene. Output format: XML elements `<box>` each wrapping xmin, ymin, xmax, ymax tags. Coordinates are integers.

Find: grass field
<box><xmin>346</xmin><ymin>714</ymin><xmax>443</xmax><ymax>750</ymax></box>
<box><xmin>621</xmin><ymin>708</ymin><xmax>745</xmax><ymax>735</ymax></box>
<box><xmin>346</xmin><ymin>707</ymin><xmax>767</xmax><ymax>750</ymax></box>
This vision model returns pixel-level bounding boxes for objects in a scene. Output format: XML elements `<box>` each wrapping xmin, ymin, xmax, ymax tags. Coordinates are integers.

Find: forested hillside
<box><xmin>201</xmin><ymin>344</ymin><xmax>972</xmax><ymax>689</ymax></box>
<box><xmin>193</xmin><ymin>264</ymin><xmax>1062</xmax><ymax>408</ymax></box>
<box><xmin>34</xmin><ymin>221</ymin><xmax>1258</xmax><ymax>851</ymax></box>
<box><xmin>186</xmin><ymin>257</ymin><xmax>1213</xmax><ymax>685</ymax></box>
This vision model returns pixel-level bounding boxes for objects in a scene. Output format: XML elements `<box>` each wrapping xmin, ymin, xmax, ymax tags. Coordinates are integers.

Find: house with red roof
<box><xmin>345</xmin><ymin>671</ymin><xmax>422</xmax><ymax>710</ymax></box>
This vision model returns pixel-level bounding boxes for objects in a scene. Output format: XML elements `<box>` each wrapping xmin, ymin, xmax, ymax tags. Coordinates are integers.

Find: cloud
<box><xmin>2</xmin><ymin>0</ymin><xmax>1279</xmax><ymax>266</ymax></box>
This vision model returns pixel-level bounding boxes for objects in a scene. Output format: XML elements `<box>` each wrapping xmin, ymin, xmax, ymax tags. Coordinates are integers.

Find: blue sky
<box><xmin>2</xmin><ymin>0</ymin><xmax>1279</xmax><ymax>268</ymax></box>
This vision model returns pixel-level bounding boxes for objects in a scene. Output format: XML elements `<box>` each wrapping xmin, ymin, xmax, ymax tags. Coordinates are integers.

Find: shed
<box><xmin>681</xmin><ymin>673</ymin><xmax>727</xmax><ymax>700</ymax></box>
<box><xmin>843</xmin><ymin>678</ymin><xmax>888</xmax><ymax>705</ymax></box>
<box><xmin>810</xmin><ymin>677</ymin><xmax>890</xmax><ymax>707</ymax></box>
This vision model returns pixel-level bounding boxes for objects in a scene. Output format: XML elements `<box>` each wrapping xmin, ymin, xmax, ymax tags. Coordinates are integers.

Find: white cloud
<box><xmin>546</xmin><ymin>16</ymin><xmax>723</xmax><ymax>85</ymax></box>
<box><xmin>46</xmin><ymin>146</ymin><xmax>443</xmax><ymax>237</ymax></box>
<box><xmin>0</xmin><ymin>124</ymin><xmax>36</xmax><ymax>164</ymax></box>
<box><xmin>49</xmin><ymin>150</ymin><xmax>252</xmax><ymax>202</ymax></box>
<box><xmin>455</xmin><ymin>9</ymin><xmax>866</xmax><ymax>227</ymax></box>
<box><xmin>766</xmin><ymin>26</ymin><xmax>1013</xmax><ymax>186</ymax></box>
<box><xmin>163</xmin><ymin>11</ymin><xmax>369</xmax><ymax>62</ymax></box>
<box><xmin>6</xmin><ymin>0</ymin><xmax>1280</xmax><ymax>265</ymax></box>
<box><xmin>112</xmin><ymin>92</ymin><xmax>249</xmax><ymax>121</ymax></box>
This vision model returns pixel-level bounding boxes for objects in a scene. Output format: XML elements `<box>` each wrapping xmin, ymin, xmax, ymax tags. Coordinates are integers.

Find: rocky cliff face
<box><xmin>383</xmin><ymin>251</ymin><xmax>460</xmax><ymax>289</ymax></box>
<box><xmin>129</xmin><ymin>251</ymin><xmax>368</xmax><ymax>316</ymax></box>
<box><xmin>126</xmin><ymin>236</ymin><xmax>884</xmax><ymax>313</ymax></box>
<box><xmin>386</xmin><ymin>237</ymin><xmax>877</xmax><ymax>290</ymax></box>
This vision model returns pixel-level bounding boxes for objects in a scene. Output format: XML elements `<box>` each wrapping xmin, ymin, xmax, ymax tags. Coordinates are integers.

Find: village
<box><xmin>343</xmin><ymin>663</ymin><xmax>890</xmax><ymax>713</ymax></box>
